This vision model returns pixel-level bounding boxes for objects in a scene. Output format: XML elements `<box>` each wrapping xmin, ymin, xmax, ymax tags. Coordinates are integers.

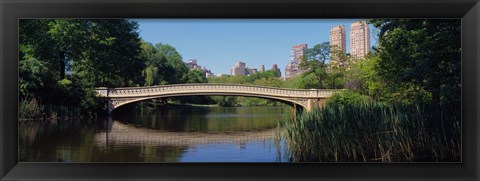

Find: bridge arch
<box><xmin>111</xmin><ymin>93</ymin><xmax>308</xmax><ymax>113</ymax></box>
<box><xmin>95</xmin><ymin>84</ymin><xmax>338</xmax><ymax>114</ymax></box>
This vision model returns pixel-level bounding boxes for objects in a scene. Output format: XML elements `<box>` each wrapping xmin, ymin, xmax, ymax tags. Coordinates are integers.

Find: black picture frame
<box><xmin>1</xmin><ymin>0</ymin><xmax>479</xmax><ymax>180</ymax></box>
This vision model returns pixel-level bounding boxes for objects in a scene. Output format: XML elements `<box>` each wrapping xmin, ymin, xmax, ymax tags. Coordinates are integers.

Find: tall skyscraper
<box><xmin>330</xmin><ymin>25</ymin><xmax>346</xmax><ymax>54</ymax></box>
<box><xmin>290</xmin><ymin>44</ymin><xmax>308</xmax><ymax>64</ymax></box>
<box><xmin>350</xmin><ymin>20</ymin><xmax>370</xmax><ymax>58</ymax></box>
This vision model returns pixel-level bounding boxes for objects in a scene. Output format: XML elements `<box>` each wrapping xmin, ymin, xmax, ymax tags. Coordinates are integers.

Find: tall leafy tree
<box><xmin>141</xmin><ymin>41</ymin><xmax>168</xmax><ymax>86</ymax></box>
<box><xmin>154</xmin><ymin>43</ymin><xmax>189</xmax><ymax>84</ymax></box>
<box><xmin>299</xmin><ymin>42</ymin><xmax>330</xmax><ymax>88</ymax></box>
<box><xmin>71</xmin><ymin>19</ymin><xmax>144</xmax><ymax>87</ymax></box>
<box><xmin>185</xmin><ymin>70</ymin><xmax>208</xmax><ymax>83</ymax></box>
<box><xmin>19</xmin><ymin>19</ymin><xmax>144</xmax><ymax>109</ymax></box>
<box><xmin>370</xmin><ymin>19</ymin><xmax>461</xmax><ymax>104</ymax></box>
<box><xmin>327</xmin><ymin>46</ymin><xmax>350</xmax><ymax>89</ymax></box>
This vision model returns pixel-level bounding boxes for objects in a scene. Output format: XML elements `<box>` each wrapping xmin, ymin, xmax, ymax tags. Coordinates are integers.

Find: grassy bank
<box><xmin>283</xmin><ymin>102</ymin><xmax>460</xmax><ymax>162</ymax></box>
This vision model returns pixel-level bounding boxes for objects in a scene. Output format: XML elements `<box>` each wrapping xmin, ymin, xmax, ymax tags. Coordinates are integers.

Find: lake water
<box><xmin>19</xmin><ymin>106</ymin><xmax>293</xmax><ymax>162</ymax></box>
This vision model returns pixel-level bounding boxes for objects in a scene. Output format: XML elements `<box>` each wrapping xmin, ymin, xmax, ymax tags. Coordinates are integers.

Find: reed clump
<box><xmin>19</xmin><ymin>95</ymin><xmax>45</xmax><ymax>121</ymax></box>
<box><xmin>19</xmin><ymin>96</ymin><xmax>94</xmax><ymax>125</ymax></box>
<box><xmin>283</xmin><ymin>102</ymin><xmax>460</xmax><ymax>162</ymax></box>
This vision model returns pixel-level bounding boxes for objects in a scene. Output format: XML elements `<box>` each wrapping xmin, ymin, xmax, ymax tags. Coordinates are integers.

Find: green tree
<box><xmin>20</xmin><ymin>19</ymin><xmax>60</xmax><ymax>86</ymax></box>
<box><xmin>185</xmin><ymin>70</ymin><xmax>208</xmax><ymax>83</ymax></box>
<box><xmin>252</xmin><ymin>77</ymin><xmax>283</xmax><ymax>87</ymax></box>
<box><xmin>327</xmin><ymin>45</ymin><xmax>350</xmax><ymax>89</ymax></box>
<box><xmin>141</xmin><ymin>41</ymin><xmax>168</xmax><ymax>86</ymax></box>
<box><xmin>155</xmin><ymin>43</ymin><xmax>189</xmax><ymax>84</ymax></box>
<box><xmin>370</xmin><ymin>19</ymin><xmax>461</xmax><ymax>104</ymax></box>
<box><xmin>299</xmin><ymin>42</ymin><xmax>330</xmax><ymax>89</ymax></box>
<box><xmin>246</xmin><ymin>70</ymin><xmax>280</xmax><ymax>83</ymax></box>
<box><xmin>212</xmin><ymin>96</ymin><xmax>238</xmax><ymax>107</ymax></box>
<box><xmin>19</xmin><ymin>19</ymin><xmax>144</xmax><ymax>109</ymax></box>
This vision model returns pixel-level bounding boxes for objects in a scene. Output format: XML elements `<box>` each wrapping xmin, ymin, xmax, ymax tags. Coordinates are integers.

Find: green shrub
<box><xmin>327</xmin><ymin>90</ymin><xmax>372</xmax><ymax>106</ymax></box>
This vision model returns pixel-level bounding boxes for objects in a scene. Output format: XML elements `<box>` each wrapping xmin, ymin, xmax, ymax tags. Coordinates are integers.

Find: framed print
<box><xmin>1</xmin><ymin>0</ymin><xmax>479</xmax><ymax>180</ymax></box>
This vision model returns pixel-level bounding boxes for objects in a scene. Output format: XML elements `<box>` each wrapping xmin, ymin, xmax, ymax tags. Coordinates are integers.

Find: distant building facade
<box><xmin>259</xmin><ymin>65</ymin><xmax>265</xmax><ymax>72</ymax></box>
<box><xmin>290</xmin><ymin>44</ymin><xmax>308</xmax><ymax>64</ymax></box>
<box><xmin>230</xmin><ymin>61</ymin><xmax>258</xmax><ymax>76</ymax></box>
<box><xmin>205</xmin><ymin>71</ymin><xmax>214</xmax><ymax>78</ymax></box>
<box><xmin>285</xmin><ymin>44</ymin><xmax>308</xmax><ymax>79</ymax></box>
<box><xmin>329</xmin><ymin>25</ymin><xmax>347</xmax><ymax>69</ymax></box>
<box><xmin>285</xmin><ymin>63</ymin><xmax>302</xmax><ymax>79</ymax></box>
<box><xmin>231</xmin><ymin>61</ymin><xmax>247</xmax><ymax>76</ymax></box>
<box><xmin>330</xmin><ymin>25</ymin><xmax>347</xmax><ymax>55</ymax></box>
<box><xmin>271</xmin><ymin>64</ymin><xmax>282</xmax><ymax>77</ymax></box>
<box><xmin>350</xmin><ymin>20</ymin><xmax>370</xmax><ymax>59</ymax></box>
<box><xmin>246</xmin><ymin>68</ymin><xmax>258</xmax><ymax>75</ymax></box>
<box><xmin>185</xmin><ymin>59</ymin><xmax>214</xmax><ymax>78</ymax></box>
<box><xmin>186</xmin><ymin>59</ymin><xmax>198</xmax><ymax>69</ymax></box>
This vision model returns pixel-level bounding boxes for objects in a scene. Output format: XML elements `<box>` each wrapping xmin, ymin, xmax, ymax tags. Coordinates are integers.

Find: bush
<box><xmin>327</xmin><ymin>90</ymin><xmax>372</xmax><ymax>106</ymax></box>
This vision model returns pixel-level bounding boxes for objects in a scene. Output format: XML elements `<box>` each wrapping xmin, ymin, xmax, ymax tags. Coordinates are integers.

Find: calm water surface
<box><xmin>19</xmin><ymin>106</ymin><xmax>292</xmax><ymax>162</ymax></box>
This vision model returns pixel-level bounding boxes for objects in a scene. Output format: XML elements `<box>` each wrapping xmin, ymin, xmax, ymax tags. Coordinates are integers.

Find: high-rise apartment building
<box><xmin>350</xmin><ymin>20</ymin><xmax>370</xmax><ymax>58</ymax></box>
<box><xmin>285</xmin><ymin>44</ymin><xmax>307</xmax><ymax>79</ymax></box>
<box><xmin>330</xmin><ymin>25</ymin><xmax>346</xmax><ymax>54</ymax></box>
<box><xmin>231</xmin><ymin>61</ymin><xmax>246</xmax><ymax>76</ymax></box>
<box><xmin>259</xmin><ymin>65</ymin><xmax>265</xmax><ymax>72</ymax></box>
<box><xmin>230</xmin><ymin>61</ymin><xmax>259</xmax><ymax>76</ymax></box>
<box><xmin>290</xmin><ymin>44</ymin><xmax>308</xmax><ymax>64</ymax></box>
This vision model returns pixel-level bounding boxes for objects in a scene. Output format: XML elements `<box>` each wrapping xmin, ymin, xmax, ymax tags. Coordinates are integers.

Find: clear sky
<box><xmin>133</xmin><ymin>19</ymin><xmax>378</xmax><ymax>76</ymax></box>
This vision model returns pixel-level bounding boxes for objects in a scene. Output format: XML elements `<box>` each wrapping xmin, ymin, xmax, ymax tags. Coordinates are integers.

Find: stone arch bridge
<box><xmin>95</xmin><ymin>84</ymin><xmax>339</xmax><ymax>114</ymax></box>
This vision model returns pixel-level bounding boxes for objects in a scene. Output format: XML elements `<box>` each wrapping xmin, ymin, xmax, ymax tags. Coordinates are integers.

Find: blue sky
<box><xmin>134</xmin><ymin>19</ymin><xmax>378</xmax><ymax>75</ymax></box>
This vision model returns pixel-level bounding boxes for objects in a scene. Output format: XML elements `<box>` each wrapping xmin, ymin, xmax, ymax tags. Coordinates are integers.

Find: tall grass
<box><xmin>19</xmin><ymin>96</ymin><xmax>93</xmax><ymax>123</ymax></box>
<box><xmin>283</xmin><ymin>102</ymin><xmax>461</xmax><ymax>162</ymax></box>
<box><xmin>19</xmin><ymin>96</ymin><xmax>46</xmax><ymax>121</ymax></box>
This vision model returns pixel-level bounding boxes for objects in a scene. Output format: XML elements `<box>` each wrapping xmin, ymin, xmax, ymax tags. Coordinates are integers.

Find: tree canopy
<box><xmin>370</xmin><ymin>19</ymin><xmax>461</xmax><ymax>104</ymax></box>
<box><xmin>20</xmin><ymin>19</ymin><xmax>144</xmax><ymax>108</ymax></box>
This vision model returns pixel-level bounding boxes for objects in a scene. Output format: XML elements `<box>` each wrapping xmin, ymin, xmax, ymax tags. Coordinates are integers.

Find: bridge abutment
<box><xmin>306</xmin><ymin>98</ymin><xmax>328</xmax><ymax>112</ymax></box>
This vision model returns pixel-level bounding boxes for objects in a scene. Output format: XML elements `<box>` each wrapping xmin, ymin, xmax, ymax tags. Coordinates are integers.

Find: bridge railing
<box><xmin>95</xmin><ymin>84</ymin><xmax>339</xmax><ymax>98</ymax></box>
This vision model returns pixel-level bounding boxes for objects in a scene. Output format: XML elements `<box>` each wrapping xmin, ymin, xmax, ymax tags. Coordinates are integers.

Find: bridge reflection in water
<box><xmin>95</xmin><ymin>83</ymin><xmax>339</xmax><ymax>114</ymax></box>
<box><xmin>95</xmin><ymin>118</ymin><xmax>278</xmax><ymax>147</ymax></box>
<box><xmin>92</xmin><ymin>106</ymin><xmax>290</xmax><ymax>162</ymax></box>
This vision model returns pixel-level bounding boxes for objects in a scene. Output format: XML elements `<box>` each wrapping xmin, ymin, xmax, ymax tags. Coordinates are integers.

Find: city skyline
<box><xmin>135</xmin><ymin>19</ymin><xmax>378</xmax><ymax>75</ymax></box>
